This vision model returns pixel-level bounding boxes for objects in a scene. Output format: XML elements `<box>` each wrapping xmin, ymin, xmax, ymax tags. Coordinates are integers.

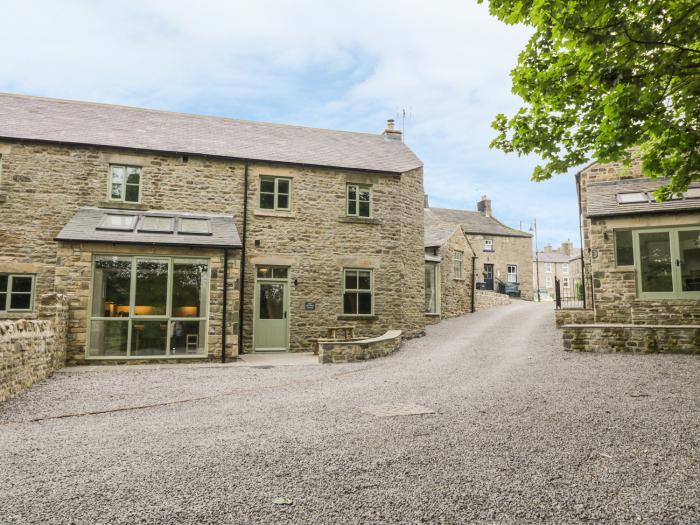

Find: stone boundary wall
<box><xmin>1</xmin><ymin>294</ymin><xmax>69</xmax><ymax>402</ymax></box>
<box><xmin>555</xmin><ymin>308</ymin><xmax>595</xmax><ymax>328</ymax></box>
<box><xmin>319</xmin><ymin>330</ymin><xmax>402</xmax><ymax>364</ymax></box>
<box><xmin>475</xmin><ymin>290</ymin><xmax>511</xmax><ymax>310</ymax></box>
<box><xmin>562</xmin><ymin>324</ymin><xmax>700</xmax><ymax>354</ymax></box>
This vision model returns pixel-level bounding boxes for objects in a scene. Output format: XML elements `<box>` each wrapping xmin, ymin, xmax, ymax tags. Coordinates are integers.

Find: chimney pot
<box><xmin>382</xmin><ymin>118</ymin><xmax>402</xmax><ymax>141</ymax></box>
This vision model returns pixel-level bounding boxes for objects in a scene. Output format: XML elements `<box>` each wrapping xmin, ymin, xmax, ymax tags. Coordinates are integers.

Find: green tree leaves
<box><xmin>480</xmin><ymin>0</ymin><xmax>700</xmax><ymax>198</ymax></box>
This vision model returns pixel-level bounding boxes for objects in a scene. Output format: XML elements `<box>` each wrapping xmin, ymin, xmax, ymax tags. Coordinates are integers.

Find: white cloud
<box><xmin>0</xmin><ymin>0</ymin><xmax>582</xmax><ymax>247</ymax></box>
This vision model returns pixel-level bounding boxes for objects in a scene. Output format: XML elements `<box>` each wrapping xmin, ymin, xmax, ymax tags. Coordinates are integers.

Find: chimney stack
<box><xmin>382</xmin><ymin>119</ymin><xmax>403</xmax><ymax>141</ymax></box>
<box><xmin>477</xmin><ymin>195</ymin><xmax>492</xmax><ymax>217</ymax></box>
<box><xmin>559</xmin><ymin>240</ymin><xmax>573</xmax><ymax>256</ymax></box>
<box><xmin>544</xmin><ymin>243</ymin><xmax>553</xmax><ymax>253</ymax></box>
<box><xmin>424</xmin><ymin>194</ymin><xmax>429</xmax><ymax>208</ymax></box>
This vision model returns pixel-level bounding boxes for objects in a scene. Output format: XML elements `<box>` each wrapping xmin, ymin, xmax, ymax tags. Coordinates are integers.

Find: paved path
<box><xmin>1</xmin><ymin>301</ymin><xmax>698</xmax><ymax>524</ymax></box>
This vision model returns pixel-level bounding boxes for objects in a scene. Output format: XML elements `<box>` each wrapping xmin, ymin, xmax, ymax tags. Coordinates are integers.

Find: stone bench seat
<box><xmin>317</xmin><ymin>330</ymin><xmax>402</xmax><ymax>364</ymax></box>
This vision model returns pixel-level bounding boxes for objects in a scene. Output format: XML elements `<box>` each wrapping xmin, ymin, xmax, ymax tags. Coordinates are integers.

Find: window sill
<box><xmin>98</xmin><ymin>201</ymin><xmax>148</xmax><ymax>211</ymax></box>
<box><xmin>425</xmin><ymin>313</ymin><xmax>441</xmax><ymax>317</ymax></box>
<box><xmin>453</xmin><ymin>277</ymin><xmax>466</xmax><ymax>281</ymax></box>
<box><xmin>337</xmin><ymin>315</ymin><xmax>378</xmax><ymax>321</ymax></box>
<box><xmin>1</xmin><ymin>311</ymin><xmax>37</xmax><ymax>320</ymax></box>
<box><xmin>253</xmin><ymin>209</ymin><xmax>294</xmax><ymax>218</ymax></box>
<box><xmin>338</xmin><ymin>216</ymin><xmax>380</xmax><ymax>225</ymax></box>
<box><xmin>483</xmin><ymin>250</ymin><xmax>494</xmax><ymax>253</ymax></box>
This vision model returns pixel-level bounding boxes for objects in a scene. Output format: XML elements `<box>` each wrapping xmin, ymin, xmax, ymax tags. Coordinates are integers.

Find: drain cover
<box><xmin>360</xmin><ymin>403</ymin><xmax>435</xmax><ymax>418</ymax></box>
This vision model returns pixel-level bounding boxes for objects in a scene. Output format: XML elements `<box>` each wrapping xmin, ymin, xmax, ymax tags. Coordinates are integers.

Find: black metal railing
<box><xmin>555</xmin><ymin>275</ymin><xmax>592</xmax><ymax>309</ymax></box>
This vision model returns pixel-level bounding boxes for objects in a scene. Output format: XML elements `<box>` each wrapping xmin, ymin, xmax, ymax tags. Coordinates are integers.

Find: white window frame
<box><xmin>86</xmin><ymin>255</ymin><xmax>211</xmax><ymax>359</ymax></box>
<box><xmin>561</xmin><ymin>263</ymin><xmax>569</xmax><ymax>275</ymax></box>
<box><xmin>346</xmin><ymin>183</ymin><xmax>372</xmax><ymax>218</ymax></box>
<box><xmin>484</xmin><ymin>239</ymin><xmax>493</xmax><ymax>252</ymax></box>
<box><xmin>507</xmin><ymin>264</ymin><xmax>517</xmax><ymax>283</ymax></box>
<box><xmin>562</xmin><ymin>277</ymin><xmax>570</xmax><ymax>288</ymax></box>
<box><xmin>259</xmin><ymin>176</ymin><xmax>292</xmax><ymax>211</ymax></box>
<box><xmin>544</xmin><ymin>263</ymin><xmax>552</xmax><ymax>273</ymax></box>
<box><xmin>453</xmin><ymin>250</ymin><xmax>464</xmax><ymax>279</ymax></box>
<box><xmin>0</xmin><ymin>274</ymin><xmax>35</xmax><ymax>312</ymax></box>
<box><xmin>108</xmin><ymin>164</ymin><xmax>142</xmax><ymax>203</ymax></box>
<box><xmin>342</xmin><ymin>268</ymin><xmax>374</xmax><ymax>316</ymax></box>
<box><xmin>545</xmin><ymin>275</ymin><xmax>553</xmax><ymax>287</ymax></box>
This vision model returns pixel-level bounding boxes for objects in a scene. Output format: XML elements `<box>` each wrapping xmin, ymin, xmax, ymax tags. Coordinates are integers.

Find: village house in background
<box><xmin>557</xmin><ymin>157</ymin><xmax>700</xmax><ymax>353</ymax></box>
<box><xmin>532</xmin><ymin>241</ymin><xmax>582</xmax><ymax>301</ymax></box>
<box><xmin>424</xmin><ymin>196</ymin><xmax>533</xmax><ymax>301</ymax></box>
<box><xmin>0</xmin><ymin>93</ymin><xmax>425</xmax><ymax>384</ymax></box>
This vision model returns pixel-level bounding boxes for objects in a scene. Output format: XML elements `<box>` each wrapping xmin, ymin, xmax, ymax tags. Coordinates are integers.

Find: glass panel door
<box><xmin>254</xmin><ymin>279</ymin><xmax>288</xmax><ymax>352</ymax></box>
<box><xmin>425</xmin><ymin>264</ymin><xmax>437</xmax><ymax>313</ymax></box>
<box><xmin>678</xmin><ymin>229</ymin><xmax>700</xmax><ymax>292</ymax></box>
<box><xmin>638</xmin><ymin>231</ymin><xmax>674</xmax><ymax>293</ymax></box>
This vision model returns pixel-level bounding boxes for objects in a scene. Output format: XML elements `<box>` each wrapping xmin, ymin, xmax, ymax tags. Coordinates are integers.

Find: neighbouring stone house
<box><xmin>423</xmin><ymin>220</ymin><xmax>476</xmax><ymax>323</ymax></box>
<box><xmin>532</xmin><ymin>241</ymin><xmax>583</xmax><ymax>301</ymax></box>
<box><xmin>558</xmin><ymin>157</ymin><xmax>700</xmax><ymax>353</ymax></box>
<box><xmin>424</xmin><ymin>196</ymin><xmax>533</xmax><ymax>300</ymax></box>
<box><xmin>0</xmin><ymin>93</ymin><xmax>426</xmax><ymax>379</ymax></box>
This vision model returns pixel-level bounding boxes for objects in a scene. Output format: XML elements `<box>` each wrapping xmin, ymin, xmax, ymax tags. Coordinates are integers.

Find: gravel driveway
<box><xmin>1</xmin><ymin>301</ymin><xmax>698</xmax><ymax>524</ymax></box>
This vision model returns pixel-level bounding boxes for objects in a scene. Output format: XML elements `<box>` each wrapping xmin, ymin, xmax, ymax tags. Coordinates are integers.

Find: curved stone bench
<box><xmin>318</xmin><ymin>330</ymin><xmax>402</xmax><ymax>364</ymax></box>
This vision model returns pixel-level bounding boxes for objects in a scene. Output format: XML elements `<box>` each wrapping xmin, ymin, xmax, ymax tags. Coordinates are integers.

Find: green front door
<box><xmin>254</xmin><ymin>278</ymin><xmax>288</xmax><ymax>352</ymax></box>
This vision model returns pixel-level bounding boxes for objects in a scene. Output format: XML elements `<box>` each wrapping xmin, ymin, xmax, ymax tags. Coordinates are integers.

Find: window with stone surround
<box><xmin>561</xmin><ymin>263</ymin><xmax>569</xmax><ymax>274</ymax></box>
<box><xmin>484</xmin><ymin>239</ymin><xmax>493</xmax><ymax>252</ymax></box>
<box><xmin>562</xmin><ymin>277</ymin><xmax>570</xmax><ymax>288</ymax></box>
<box><xmin>0</xmin><ymin>274</ymin><xmax>35</xmax><ymax>312</ymax></box>
<box><xmin>614</xmin><ymin>230</ymin><xmax>634</xmax><ymax>266</ymax></box>
<box><xmin>545</xmin><ymin>275</ymin><xmax>553</xmax><ymax>287</ymax></box>
<box><xmin>453</xmin><ymin>250</ymin><xmax>464</xmax><ymax>279</ymax></box>
<box><xmin>544</xmin><ymin>263</ymin><xmax>552</xmax><ymax>273</ymax></box>
<box><xmin>109</xmin><ymin>165</ymin><xmax>141</xmax><ymax>203</ymax></box>
<box><xmin>259</xmin><ymin>176</ymin><xmax>291</xmax><ymax>211</ymax></box>
<box><xmin>343</xmin><ymin>269</ymin><xmax>373</xmax><ymax>316</ymax></box>
<box><xmin>346</xmin><ymin>184</ymin><xmax>371</xmax><ymax>217</ymax></box>
<box><xmin>635</xmin><ymin>227</ymin><xmax>700</xmax><ymax>299</ymax></box>
<box><xmin>507</xmin><ymin>264</ymin><xmax>517</xmax><ymax>283</ymax></box>
<box><xmin>88</xmin><ymin>255</ymin><xmax>209</xmax><ymax>358</ymax></box>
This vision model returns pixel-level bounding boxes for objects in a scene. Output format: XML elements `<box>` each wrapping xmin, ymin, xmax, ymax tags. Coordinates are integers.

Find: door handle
<box><xmin>284</xmin><ymin>311</ymin><xmax>287</xmax><ymax>319</ymax></box>
<box><xmin>676</xmin><ymin>259</ymin><xmax>680</xmax><ymax>267</ymax></box>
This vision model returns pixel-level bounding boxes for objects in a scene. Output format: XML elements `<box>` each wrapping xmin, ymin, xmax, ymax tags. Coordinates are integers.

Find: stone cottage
<box><xmin>558</xmin><ymin>157</ymin><xmax>700</xmax><ymax>353</ymax></box>
<box><xmin>424</xmin><ymin>196</ymin><xmax>533</xmax><ymax>300</ymax></box>
<box><xmin>0</xmin><ymin>93</ymin><xmax>426</xmax><ymax>375</ymax></box>
<box><xmin>423</xmin><ymin>219</ymin><xmax>476</xmax><ymax>323</ymax></box>
<box><xmin>532</xmin><ymin>241</ymin><xmax>583</xmax><ymax>301</ymax></box>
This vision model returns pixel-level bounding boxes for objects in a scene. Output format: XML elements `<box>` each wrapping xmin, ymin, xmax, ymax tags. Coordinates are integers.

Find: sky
<box><xmin>0</xmin><ymin>0</ymin><xmax>583</xmax><ymax>249</ymax></box>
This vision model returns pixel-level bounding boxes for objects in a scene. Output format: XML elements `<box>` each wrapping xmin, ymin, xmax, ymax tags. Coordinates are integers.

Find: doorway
<box><xmin>253</xmin><ymin>266</ymin><xmax>289</xmax><ymax>352</ymax></box>
<box><xmin>483</xmin><ymin>263</ymin><xmax>494</xmax><ymax>290</ymax></box>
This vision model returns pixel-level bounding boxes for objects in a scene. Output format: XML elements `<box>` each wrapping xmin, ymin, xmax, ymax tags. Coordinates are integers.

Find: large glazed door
<box><xmin>483</xmin><ymin>264</ymin><xmax>494</xmax><ymax>290</ymax></box>
<box><xmin>254</xmin><ymin>281</ymin><xmax>288</xmax><ymax>351</ymax></box>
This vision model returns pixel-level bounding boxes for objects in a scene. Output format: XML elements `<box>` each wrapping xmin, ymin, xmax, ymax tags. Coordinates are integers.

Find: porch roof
<box><xmin>55</xmin><ymin>208</ymin><xmax>241</xmax><ymax>248</ymax></box>
<box><xmin>587</xmin><ymin>177</ymin><xmax>700</xmax><ymax>217</ymax></box>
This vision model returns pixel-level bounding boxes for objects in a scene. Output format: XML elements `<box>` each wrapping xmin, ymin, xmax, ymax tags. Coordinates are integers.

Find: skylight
<box><xmin>616</xmin><ymin>192</ymin><xmax>648</xmax><ymax>204</ymax></box>
<box><xmin>179</xmin><ymin>218</ymin><xmax>212</xmax><ymax>235</ymax></box>
<box><xmin>97</xmin><ymin>214</ymin><xmax>137</xmax><ymax>231</ymax></box>
<box><xmin>139</xmin><ymin>216</ymin><xmax>174</xmax><ymax>233</ymax></box>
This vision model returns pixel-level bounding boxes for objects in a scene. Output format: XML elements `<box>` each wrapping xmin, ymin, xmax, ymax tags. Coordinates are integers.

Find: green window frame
<box><xmin>346</xmin><ymin>184</ymin><xmax>371</xmax><ymax>217</ymax></box>
<box><xmin>87</xmin><ymin>255</ymin><xmax>211</xmax><ymax>358</ymax></box>
<box><xmin>0</xmin><ymin>274</ymin><xmax>35</xmax><ymax>312</ymax></box>
<box><xmin>633</xmin><ymin>226</ymin><xmax>700</xmax><ymax>300</ymax></box>
<box><xmin>453</xmin><ymin>250</ymin><xmax>464</xmax><ymax>279</ymax></box>
<box><xmin>109</xmin><ymin>165</ymin><xmax>141</xmax><ymax>203</ymax></box>
<box><xmin>343</xmin><ymin>268</ymin><xmax>373</xmax><ymax>316</ymax></box>
<box><xmin>259</xmin><ymin>176</ymin><xmax>292</xmax><ymax>211</ymax></box>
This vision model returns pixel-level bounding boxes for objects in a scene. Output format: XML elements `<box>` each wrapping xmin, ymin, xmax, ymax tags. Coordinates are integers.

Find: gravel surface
<box><xmin>1</xmin><ymin>301</ymin><xmax>698</xmax><ymax>524</ymax></box>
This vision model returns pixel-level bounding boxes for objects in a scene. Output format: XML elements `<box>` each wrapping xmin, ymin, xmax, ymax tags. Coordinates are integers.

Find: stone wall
<box><xmin>562</xmin><ymin>324</ymin><xmax>700</xmax><ymax>354</ymax></box>
<box><xmin>0</xmin><ymin>139</ymin><xmax>426</xmax><ymax>361</ymax></box>
<box><xmin>468</xmin><ymin>233</ymin><xmax>533</xmax><ymax>300</ymax></box>
<box><xmin>241</xmin><ymin>163</ymin><xmax>425</xmax><ymax>353</ymax></box>
<box><xmin>318</xmin><ymin>330</ymin><xmax>402</xmax><ymax>363</ymax></box>
<box><xmin>0</xmin><ymin>294</ymin><xmax>68</xmax><ymax>402</ymax></box>
<box><xmin>435</xmin><ymin>228</ymin><xmax>475</xmax><ymax>320</ymax></box>
<box><xmin>555</xmin><ymin>308</ymin><xmax>594</xmax><ymax>328</ymax></box>
<box><xmin>475</xmin><ymin>290</ymin><xmax>511</xmax><ymax>310</ymax></box>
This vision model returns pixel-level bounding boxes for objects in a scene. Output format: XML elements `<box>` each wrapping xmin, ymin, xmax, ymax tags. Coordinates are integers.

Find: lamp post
<box><xmin>530</xmin><ymin>218</ymin><xmax>541</xmax><ymax>302</ymax></box>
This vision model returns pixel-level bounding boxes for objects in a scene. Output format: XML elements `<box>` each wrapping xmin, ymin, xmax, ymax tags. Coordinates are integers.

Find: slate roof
<box><xmin>424</xmin><ymin>208</ymin><xmax>531</xmax><ymax>238</ymax></box>
<box><xmin>424</xmin><ymin>222</ymin><xmax>462</xmax><ymax>247</ymax></box>
<box><xmin>56</xmin><ymin>208</ymin><xmax>241</xmax><ymax>248</ymax></box>
<box><xmin>587</xmin><ymin>178</ymin><xmax>700</xmax><ymax>217</ymax></box>
<box><xmin>0</xmin><ymin>93</ymin><xmax>422</xmax><ymax>174</ymax></box>
<box><xmin>534</xmin><ymin>249</ymin><xmax>582</xmax><ymax>263</ymax></box>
